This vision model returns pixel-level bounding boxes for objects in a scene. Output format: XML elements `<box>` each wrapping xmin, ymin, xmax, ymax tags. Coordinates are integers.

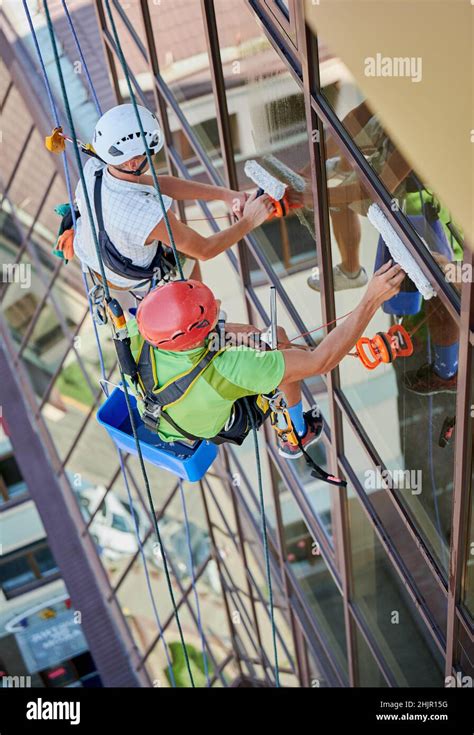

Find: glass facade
<box><xmin>1</xmin><ymin>0</ymin><xmax>472</xmax><ymax>689</ymax></box>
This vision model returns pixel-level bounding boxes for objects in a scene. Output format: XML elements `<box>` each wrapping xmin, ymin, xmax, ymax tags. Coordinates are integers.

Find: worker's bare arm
<box><xmin>281</xmin><ymin>262</ymin><xmax>405</xmax><ymax>382</ymax></box>
<box><xmin>145</xmin><ymin>192</ymin><xmax>273</xmax><ymax>260</ymax></box>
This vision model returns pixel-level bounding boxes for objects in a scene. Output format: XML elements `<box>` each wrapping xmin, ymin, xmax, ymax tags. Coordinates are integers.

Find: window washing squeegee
<box><xmin>367</xmin><ymin>203</ymin><xmax>436</xmax><ymax>300</ymax></box>
<box><xmin>244</xmin><ymin>160</ymin><xmax>302</xmax><ymax>219</ymax></box>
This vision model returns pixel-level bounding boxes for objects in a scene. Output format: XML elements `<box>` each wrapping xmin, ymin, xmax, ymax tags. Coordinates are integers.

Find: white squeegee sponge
<box><xmin>244</xmin><ymin>159</ymin><xmax>287</xmax><ymax>201</ymax></box>
<box><xmin>368</xmin><ymin>203</ymin><xmax>436</xmax><ymax>300</ymax></box>
<box><xmin>263</xmin><ymin>154</ymin><xmax>306</xmax><ymax>193</ymax></box>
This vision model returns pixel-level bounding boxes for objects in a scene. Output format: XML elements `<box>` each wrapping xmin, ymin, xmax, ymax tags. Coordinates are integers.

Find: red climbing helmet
<box><xmin>136</xmin><ymin>280</ymin><xmax>219</xmax><ymax>351</ymax></box>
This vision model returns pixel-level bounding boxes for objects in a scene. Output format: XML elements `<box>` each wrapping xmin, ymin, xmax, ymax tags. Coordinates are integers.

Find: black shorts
<box><xmin>211</xmin><ymin>395</ymin><xmax>271</xmax><ymax>446</ymax></box>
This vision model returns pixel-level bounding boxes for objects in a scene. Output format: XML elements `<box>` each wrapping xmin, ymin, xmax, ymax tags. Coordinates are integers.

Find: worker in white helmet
<box><xmin>73</xmin><ymin>103</ymin><xmax>273</xmax><ymax>305</ymax></box>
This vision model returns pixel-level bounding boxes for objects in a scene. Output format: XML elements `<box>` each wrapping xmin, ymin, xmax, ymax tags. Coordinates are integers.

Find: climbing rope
<box><xmin>24</xmin><ymin>0</ymin><xmax>177</xmax><ymax>686</ymax></box>
<box><xmin>41</xmin><ymin>0</ymin><xmax>195</xmax><ymax>686</ymax></box>
<box><xmin>103</xmin><ymin>0</ymin><xmax>184</xmax><ymax>280</ymax></box>
<box><xmin>178</xmin><ymin>480</ymin><xmax>211</xmax><ymax>686</ymax></box>
<box><xmin>243</xmin><ymin>398</ymin><xmax>280</xmax><ymax>687</ymax></box>
<box><xmin>60</xmin><ymin>0</ymin><xmax>102</xmax><ymax>116</ymax></box>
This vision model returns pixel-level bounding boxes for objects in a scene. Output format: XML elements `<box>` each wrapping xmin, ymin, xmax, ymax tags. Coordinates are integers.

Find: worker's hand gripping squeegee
<box><xmin>368</xmin><ymin>203</ymin><xmax>436</xmax><ymax>300</ymax></box>
<box><xmin>244</xmin><ymin>160</ymin><xmax>303</xmax><ymax>220</ymax></box>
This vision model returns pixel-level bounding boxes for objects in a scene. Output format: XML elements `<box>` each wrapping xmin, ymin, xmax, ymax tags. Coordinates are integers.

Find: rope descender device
<box><xmin>355</xmin><ymin>324</ymin><xmax>413</xmax><ymax>370</ymax></box>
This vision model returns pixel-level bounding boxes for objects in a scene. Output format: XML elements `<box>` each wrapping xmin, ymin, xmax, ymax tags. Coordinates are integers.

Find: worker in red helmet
<box><xmin>128</xmin><ymin>263</ymin><xmax>404</xmax><ymax>457</ymax></box>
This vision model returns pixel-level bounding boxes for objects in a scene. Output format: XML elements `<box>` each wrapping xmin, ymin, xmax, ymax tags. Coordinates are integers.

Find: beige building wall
<box><xmin>305</xmin><ymin>0</ymin><xmax>473</xmax><ymax>246</ymax></box>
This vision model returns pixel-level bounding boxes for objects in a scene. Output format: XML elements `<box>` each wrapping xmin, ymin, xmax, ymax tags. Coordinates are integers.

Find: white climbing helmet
<box><xmin>92</xmin><ymin>103</ymin><xmax>163</xmax><ymax>165</ymax></box>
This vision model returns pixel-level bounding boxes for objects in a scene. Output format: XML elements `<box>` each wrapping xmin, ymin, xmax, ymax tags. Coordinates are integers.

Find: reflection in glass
<box><xmin>321</xmin><ymin>115</ymin><xmax>458</xmax><ymax>572</ymax></box>
<box><xmin>348</xmin><ymin>487</ymin><xmax>444</xmax><ymax>686</ymax></box>
<box><xmin>354</xmin><ymin>623</ymin><xmax>388</xmax><ymax>687</ymax></box>
<box><xmin>342</xmin><ymin>417</ymin><xmax>448</xmax><ymax>636</ymax></box>
<box><xmin>280</xmin><ymin>494</ymin><xmax>347</xmax><ymax>676</ymax></box>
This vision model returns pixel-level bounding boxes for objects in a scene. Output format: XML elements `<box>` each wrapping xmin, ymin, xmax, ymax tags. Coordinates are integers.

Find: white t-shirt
<box><xmin>74</xmin><ymin>158</ymin><xmax>175</xmax><ymax>288</ymax></box>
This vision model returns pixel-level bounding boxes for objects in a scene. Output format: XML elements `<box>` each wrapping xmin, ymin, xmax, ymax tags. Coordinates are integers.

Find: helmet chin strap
<box><xmin>112</xmin><ymin>153</ymin><xmax>153</xmax><ymax>177</ymax></box>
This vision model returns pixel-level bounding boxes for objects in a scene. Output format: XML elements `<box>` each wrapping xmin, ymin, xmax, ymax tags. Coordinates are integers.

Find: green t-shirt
<box><xmin>127</xmin><ymin>319</ymin><xmax>285</xmax><ymax>443</ymax></box>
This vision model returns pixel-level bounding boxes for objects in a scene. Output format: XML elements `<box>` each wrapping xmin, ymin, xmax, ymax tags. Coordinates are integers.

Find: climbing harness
<box><xmin>355</xmin><ymin>324</ymin><xmax>414</xmax><ymax>371</ymax></box>
<box><xmin>93</xmin><ymin>167</ymin><xmax>178</xmax><ymax>283</ymax></box>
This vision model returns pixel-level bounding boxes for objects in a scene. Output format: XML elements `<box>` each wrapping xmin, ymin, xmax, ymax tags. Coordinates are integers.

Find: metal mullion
<box><xmin>100</xmin><ymin>29</ymin><xmax>150</xmax><ymax>109</ymax></box>
<box><xmin>282</xmin><ymin>560</ymin><xmax>348</xmax><ymax>685</ymax></box>
<box><xmin>445</xmin><ymin>249</ymin><xmax>473</xmax><ymax>676</ymax></box>
<box><xmin>201</xmin><ymin>0</ymin><xmax>252</xmax><ymax>289</ymax></box>
<box><xmin>18</xmin><ymin>259</ymin><xmax>63</xmax><ymax>357</ymax></box>
<box><xmin>292</xmin><ymin>12</ymin><xmax>352</xmax><ymax>648</ymax></box>
<box><xmin>206</xmin><ymin>473</ymin><xmax>345</xmax><ymax>684</ymax></box>
<box><xmin>145</xmin><ymin>552</ymin><xmax>229</xmax><ymax>688</ymax></box>
<box><xmin>247</xmin><ymin>0</ymin><xmax>301</xmax><ymax>78</ymax></box>
<box><xmin>138</xmin><ymin>0</ymin><xmax>187</xmax><ymax>222</ymax></box>
<box><xmin>210</xmin><ymin>653</ymin><xmax>235</xmax><ymax>689</ymax></box>
<box><xmin>309</xmin><ymin>91</ymin><xmax>460</xmax><ymax>323</ymax></box>
<box><xmin>137</xmin><ymin>556</ymin><xmax>211</xmax><ymax>668</ymax></box>
<box><xmin>210</xmin><ymin>470</ymin><xmax>316</xmax><ymax>673</ymax></box>
<box><xmin>265</xmin><ymin>442</ymin><xmax>338</xmax><ymax>577</ymax></box>
<box><xmin>100</xmin><ymin>23</ymin><xmax>223</xmax><ymax>186</ymax></box>
<box><xmin>244</xmin><ymin>0</ymin><xmax>461</xmax><ymax>325</ymax></box>
<box><xmin>109</xmin><ymin>526</ymin><xmax>153</xmax><ymax>600</ymax></box>
<box><xmin>224</xmin><ymin>448</ymin><xmax>285</xmax><ymax>571</ymax></box>
<box><xmin>339</xmin><ymin>454</ymin><xmax>446</xmax><ymax>658</ymax></box>
<box><xmin>348</xmin><ymin>603</ymin><xmax>398</xmax><ymax>687</ymax></box>
<box><xmin>217</xmin><ymin>554</ymin><xmax>280</xmax><ymax>684</ymax></box>
<box><xmin>111</xmin><ymin>0</ymin><xmax>148</xmax><ymax>59</ymax></box>
<box><xmin>456</xmin><ymin>607</ymin><xmax>474</xmax><ymax>643</ymax></box>
<box><xmin>1</xmin><ymin>124</ymin><xmax>35</xmax><ymax>201</ymax></box>
<box><xmin>220</xmin><ymin>573</ymin><xmax>274</xmax><ymax>686</ymax></box>
<box><xmin>335</xmin><ymin>386</ymin><xmax>449</xmax><ymax>597</ymax></box>
<box><xmin>60</xmin><ymin>360</ymin><xmax>117</xmax><ymax>469</ymax></box>
<box><xmin>125</xmin><ymin>469</ymin><xmax>180</xmax><ymax>532</ymax></box>
<box><xmin>264</xmin><ymin>423</ymin><xmax>304</xmax><ymax>684</ymax></box>
<box><xmin>208</xmin><ymin>456</ymin><xmax>269</xmax><ymax>675</ymax></box>
<box><xmin>3</xmin><ymin>194</ymin><xmax>98</xmax><ymax>402</ymax></box>
<box><xmin>260</xmin><ymin>0</ymin><xmax>298</xmax><ymax>44</ymax></box>
<box><xmin>110</xmin><ymin>479</ymin><xmax>181</xmax><ymax>598</ymax></box>
<box><xmin>0</xmin><ymin>170</ymin><xmax>58</xmax><ymax>298</ymax></box>
<box><xmin>84</xmin><ymin>460</ymin><xmax>127</xmax><ymax>532</ymax></box>
<box><xmin>200</xmin><ymin>479</ymin><xmax>244</xmax><ymax>680</ymax></box>
<box><xmin>0</xmin><ymin>79</ymin><xmax>13</xmax><ymax>111</ymax></box>
<box><xmin>93</xmin><ymin>0</ymin><xmax>123</xmax><ymax>103</ymax></box>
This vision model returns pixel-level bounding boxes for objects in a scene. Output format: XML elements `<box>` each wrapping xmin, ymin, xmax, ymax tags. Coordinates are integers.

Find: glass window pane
<box><xmin>354</xmin><ymin>620</ymin><xmax>388</xmax><ymax>687</ymax></box>
<box><xmin>342</xmin><ymin>416</ymin><xmax>447</xmax><ymax>636</ymax></box>
<box><xmin>33</xmin><ymin>546</ymin><xmax>59</xmax><ymax>577</ymax></box>
<box><xmin>0</xmin><ymin>453</ymin><xmax>28</xmax><ymax>504</ymax></box>
<box><xmin>0</xmin><ymin>555</ymin><xmax>36</xmax><ymax>594</ymax></box>
<box><xmin>461</xmin><ymin>364</ymin><xmax>474</xmax><ymax>617</ymax></box>
<box><xmin>318</xmin><ymin>31</ymin><xmax>464</xmax><ymax>279</ymax></box>
<box><xmin>281</xmin><ymin>494</ymin><xmax>347</xmax><ymax>676</ymax></box>
<box><xmin>348</xmin><ymin>486</ymin><xmax>444</xmax><ymax>686</ymax></box>
<box><xmin>214</xmin><ymin>0</ymin><xmax>322</xmax><ymax>319</ymax></box>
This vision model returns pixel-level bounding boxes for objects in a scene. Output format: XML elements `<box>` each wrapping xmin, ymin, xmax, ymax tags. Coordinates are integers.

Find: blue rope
<box><xmin>102</xmin><ymin>0</ymin><xmax>185</xmax><ymax>280</ymax></box>
<box><xmin>42</xmin><ymin>0</ymin><xmax>195</xmax><ymax>686</ymax></box>
<box><xmin>178</xmin><ymin>480</ymin><xmax>210</xmax><ymax>686</ymax></box>
<box><xmin>23</xmin><ymin>0</ymin><xmax>175</xmax><ymax>686</ymax></box>
<box><xmin>244</xmin><ymin>400</ymin><xmax>280</xmax><ymax>687</ymax></box>
<box><xmin>61</xmin><ymin>0</ymin><xmax>102</xmax><ymax>116</ymax></box>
